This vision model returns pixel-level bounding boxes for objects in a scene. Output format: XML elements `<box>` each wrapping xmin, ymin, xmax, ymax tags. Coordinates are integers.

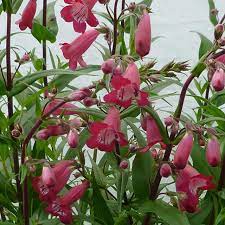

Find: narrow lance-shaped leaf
<box><xmin>208</xmin><ymin>0</ymin><xmax>218</xmax><ymax>26</ymax></box>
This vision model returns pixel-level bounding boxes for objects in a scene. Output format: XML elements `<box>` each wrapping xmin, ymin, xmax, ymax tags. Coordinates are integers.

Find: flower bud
<box><xmin>36</xmin><ymin>129</ymin><xmax>49</xmax><ymax>140</ymax></box>
<box><xmin>98</xmin><ymin>0</ymin><xmax>109</xmax><ymax>4</ymax></box>
<box><xmin>101</xmin><ymin>59</ymin><xmax>115</xmax><ymax>74</ymax></box>
<box><xmin>41</xmin><ymin>166</ymin><xmax>56</xmax><ymax>187</ymax></box>
<box><xmin>67</xmin><ymin>129</ymin><xmax>79</xmax><ymax>148</ymax></box>
<box><xmin>11</xmin><ymin>129</ymin><xmax>21</xmax><ymax>138</ymax></box>
<box><xmin>80</xmin><ymin>87</ymin><xmax>92</xmax><ymax>97</ymax></box>
<box><xmin>68</xmin><ymin>90</ymin><xmax>88</xmax><ymax>101</ymax></box>
<box><xmin>119</xmin><ymin>160</ymin><xmax>129</xmax><ymax>169</ymax></box>
<box><xmin>128</xmin><ymin>2</ymin><xmax>136</xmax><ymax>11</ymax></box>
<box><xmin>206</xmin><ymin>136</ymin><xmax>221</xmax><ymax>167</ymax></box>
<box><xmin>135</xmin><ymin>12</ymin><xmax>151</xmax><ymax>57</ymax></box>
<box><xmin>83</xmin><ymin>97</ymin><xmax>98</xmax><ymax>107</ymax></box>
<box><xmin>174</xmin><ymin>132</ymin><xmax>194</xmax><ymax>169</ymax></box>
<box><xmin>218</xmin><ymin>37</ymin><xmax>225</xmax><ymax>46</ymax></box>
<box><xmin>211</xmin><ymin>68</ymin><xmax>225</xmax><ymax>91</ymax></box>
<box><xmin>214</xmin><ymin>24</ymin><xmax>224</xmax><ymax>40</ymax></box>
<box><xmin>74</xmin><ymin>172</ymin><xmax>81</xmax><ymax>178</ymax></box>
<box><xmin>160</xmin><ymin>163</ymin><xmax>172</xmax><ymax>178</ymax></box>
<box><xmin>68</xmin><ymin>118</ymin><xmax>82</xmax><ymax>128</ymax></box>
<box><xmin>21</xmin><ymin>53</ymin><xmax>30</xmax><ymax>62</ymax></box>
<box><xmin>164</xmin><ymin>116</ymin><xmax>173</xmax><ymax>126</ymax></box>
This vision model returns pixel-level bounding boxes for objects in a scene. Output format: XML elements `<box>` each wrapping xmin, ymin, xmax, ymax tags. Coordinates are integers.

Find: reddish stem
<box><xmin>43</xmin><ymin>0</ymin><xmax>48</xmax><ymax>88</ymax></box>
<box><xmin>112</xmin><ymin>0</ymin><xmax>119</xmax><ymax>55</ymax></box>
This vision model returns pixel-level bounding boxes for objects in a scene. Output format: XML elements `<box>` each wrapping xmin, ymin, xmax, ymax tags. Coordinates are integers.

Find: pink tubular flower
<box><xmin>45</xmin><ymin>180</ymin><xmax>90</xmax><ymax>224</ymax></box>
<box><xmin>32</xmin><ymin>161</ymin><xmax>74</xmax><ymax>202</ymax></box>
<box><xmin>174</xmin><ymin>132</ymin><xmax>194</xmax><ymax>170</ymax></box>
<box><xmin>104</xmin><ymin>63</ymin><xmax>149</xmax><ymax>108</ymax></box>
<box><xmin>211</xmin><ymin>68</ymin><xmax>225</xmax><ymax>92</ymax></box>
<box><xmin>60</xmin><ymin>0</ymin><xmax>98</xmax><ymax>33</ymax></box>
<box><xmin>141</xmin><ymin>115</ymin><xmax>165</xmax><ymax>148</ymax></box>
<box><xmin>86</xmin><ymin>107</ymin><xmax>128</xmax><ymax>152</ymax></box>
<box><xmin>206</xmin><ymin>136</ymin><xmax>221</xmax><ymax>167</ymax></box>
<box><xmin>135</xmin><ymin>12</ymin><xmax>151</xmax><ymax>58</ymax></box>
<box><xmin>15</xmin><ymin>0</ymin><xmax>37</xmax><ymax>30</ymax></box>
<box><xmin>42</xmin><ymin>166</ymin><xmax>56</xmax><ymax>187</ymax></box>
<box><xmin>216</xmin><ymin>54</ymin><xmax>225</xmax><ymax>64</ymax></box>
<box><xmin>36</xmin><ymin>125</ymin><xmax>69</xmax><ymax>140</ymax></box>
<box><xmin>61</xmin><ymin>29</ymin><xmax>99</xmax><ymax>70</ymax></box>
<box><xmin>44</xmin><ymin>99</ymin><xmax>78</xmax><ymax>115</ymax></box>
<box><xmin>67</xmin><ymin>129</ymin><xmax>79</xmax><ymax>148</ymax></box>
<box><xmin>176</xmin><ymin>165</ymin><xmax>215</xmax><ymax>213</ymax></box>
<box><xmin>68</xmin><ymin>88</ymin><xmax>92</xmax><ymax>101</ymax></box>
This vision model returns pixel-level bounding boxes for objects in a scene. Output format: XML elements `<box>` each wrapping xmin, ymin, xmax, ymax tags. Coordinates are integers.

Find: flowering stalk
<box><xmin>112</xmin><ymin>0</ymin><xmax>119</xmax><ymax>55</ymax></box>
<box><xmin>6</xmin><ymin>11</ymin><xmax>22</xmax><ymax>209</ymax></box>
<box><xmin>43</xmin><ymin>0</ymin><xmax>48</xmax><ymax>88</ymax></box>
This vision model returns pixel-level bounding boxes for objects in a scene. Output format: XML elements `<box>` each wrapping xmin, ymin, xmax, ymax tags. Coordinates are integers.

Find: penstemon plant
<box><xmin>0</xmin><ymin>0</ymin><xmax>225</xmax><ymax>224</ymax></box>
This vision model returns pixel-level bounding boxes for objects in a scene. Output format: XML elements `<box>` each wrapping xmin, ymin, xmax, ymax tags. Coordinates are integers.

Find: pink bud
<box><xmin>214</xmin><ymin>24</ymin><xmax>224</xmax><ymax>40</ymax></box>
<box><xmin>101</xmin><ymin>59</ymin><xmax>115</xmax><ymax>74</ymax></box>
<box><xmin>215</xmin><ymin>54</ymin><xmax>225</xmax><ymax>64</ymax></box>
<box><xmin>68</xmin><ymin>118</ymin><xmax>82</xmax><ymax>128</ymax></box>
<box><xmin>164</xmin><ymin>116</ymin><xmax>173</xmax><ymax>126</ymax></box>
<box><xmin>41</xmin><ymin>166</ymin><xmax>56</xmax><ymax>187</ymax></box>
<box><xmin>21</xmin><ymin>53</ymin><xmax>30</xmax><ymax>62</ymax></box>
<box><xmin>80</xmin><ymin>87</ymin><xmax>92</xmax><ymax>97</ymax></box>
<box><xmin>36</xmin><ymin>129</ymin><xmax>49</xmax><ymax>140</ymax></box>
<box><xmin>206</xmin><ymin>136</ymin><xmax>221</xmax><ymax>167</ymax></box>
<box><xmin>67</xmin><ymin>129</ymin><xmax>79</xmax><ymax>148</ymax></box>
<box><xmin>135</xmin><ymin>12</ymin><xmax>151</xmax><ymax>58</ymax></box>
<box><xmin>119</xmin><ymin>160</ymin><xmax>129</xmax><ymax>169</ymax></box>
<box><xmin>68</xmin><ymin>90</ymin><xmax>88</xmax><ymax>101</ymax></box>
<box><xmin>174</xmin><ymin>132</ymin><xmax>194</xmax><ymax>169</ymax></box>
<box><xmin>160</xmin><ymin>163</ymin><xmax>172</xmax><ymax>178</ymax></box>
<box><xmin>83</xmin><ymin>97</ymin><xmax>98</xmax><ymax>107</ymax></box>
<box><xmin>211</xmin><ymin>68</ymin><xmax>225</xmax><ymax>91</ymax></box>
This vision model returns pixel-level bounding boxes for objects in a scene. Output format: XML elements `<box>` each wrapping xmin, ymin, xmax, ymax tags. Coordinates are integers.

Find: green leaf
<box><xmin>2</xmin><ymin>0</ymin><xmax>12</xmax><ymax>13</ymax></box>
<box><xmin>193</xmin><ymin>32</ymin><xmax>213</xmax><ymax>59</ymax></box>
<box><xmin>10</xmin><ymin>66</ymin><xmax>99</xmax><ymax>97</ymax></box>
<box><xmin>31</xmin><ymin>1</ymin><xmax>58</xmax><ymax>43</ymax></box>
<box><xmin>208</xmin><ymin>0</ymin><xmax>218</xmax><ymax>26</ymax></box>
<box><xmin>139</xmin><ymin>200</ymin><xmax>190</xmax><ymax>225</ymax></box>
<box><xmin>12</xmin><ymin>0</ymin><xmax>23</xmax><ymax>13</ymax></box>
<box><xmin>19</xmin><ymin>164</ymin><xmax>28</xmax><ymax>184</ymax></box>
<box><xmin>132</xmin><ymin>152</ymin><xmax>152</xmax><ymax>200</ymax></box>
<box><xmin>125</xmin><ymin>118</ymin><xmax>147</xmax><ymax>147</ymax></box>
<box><xmin>92</xmin><ymin>180</ymin><xmax>114</xmax><ymax>225</ymax></box>
<box><xmin>215</xmin><ymin>208</ymin><xmax>225</xmax><ymax>225</ymax></box>
<box><xmin>129</xmin><ymin>15</ymin><xmax>137</xmax><ymax>56</ymax></box>
<box><xmin>89</xmin><ymin>155</ymin><xmax>108</xmax><ymax>187</ymax></box>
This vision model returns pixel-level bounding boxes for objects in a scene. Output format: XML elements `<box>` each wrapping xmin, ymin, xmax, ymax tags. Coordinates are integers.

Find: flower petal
<box><xmin>86</xmin><ymin>10</ymin><xmax>99</xmax><ymax>27</ymax></box>
<box><xmin>60</xmin><ymin>5</ymin><xmax>74</xmax><ymax>22</ymax></box>
<box><xmin>73</xmin><ymin>20</ymin><xmax>87</xmax><ymax>33</ymax></box>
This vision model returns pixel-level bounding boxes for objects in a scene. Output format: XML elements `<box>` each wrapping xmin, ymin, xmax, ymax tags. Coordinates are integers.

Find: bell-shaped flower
<box><xmin>104</xmin><ymin>63</ymin><xmax>149</xmax><ymax>108</ymax></box>
<box><xmin>206</xmin><ymin>136</ymin><xmax>221</xmax><ymax>167</ymax></box>
<box><xmin>211</xmin><ymin>68</ymin><xmax>225</xmax><ymax>92</ymax></box>
<box><xmin>60</xmin><ymin>0</ymin><xmax>98</xmax><ymax>33</ymax></box>
<box><xmin>32</xmin><ymin>161</ymin><xmax>74</xmax><ymax>202</ymax></box>
<box><xmin>176</xmin><ymin>165</ymin><xmax>215</xmax><ymax>213</ymax></box>
<box><xmin>174</xmin><ymin>132</ymin><xmax>194</xmax><ymax>169</ymax></box>
<box><xmin>135</xmin><ymin>12</ymin><xmax>151</xmax><ymax>58</ymax></box>
<box><xmin>15</xmin><ymin>0</ymin><xmax>37</xmax><ymax>30</ymax></box>
<box><xmin>86</xmin><ymin>107</ymin><xmax>128</xmax><ymax>152</ymax></box>
<box><xmin>61</xmin><ymin>29</ymin><xmax>99</xmax><ymax>70</ymax></box>
<box><xmin>45</xmin><ymin>180</ymin><xmax>90</xmax><ymax>224</ymax></box>
<box><xmin>44</xmin><ymin>99</ymin><xmax>78</xmax><ymax>116</ymax></box>
<box><xmin>67</xmin><ymin>129</ymin><xmax>79</xmax><ymax>148</ymax></box>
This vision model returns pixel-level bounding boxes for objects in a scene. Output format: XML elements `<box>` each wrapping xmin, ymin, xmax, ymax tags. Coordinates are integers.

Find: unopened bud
<box><xmin>67</xmin><ymin>129</ymin><xmax>79</xmax><ymax>148</ymax></box>
<box><xmin>98</xmin><ymin>0</ymin><xmax>109</xmax><ymax>4</ymax></box>
<box><xmin>215</xmin><ymin>24</ymin><xmax>224</xmax><ymax>40</ymax></box>
<box><xmin>36</xmin><ymin>129</ymin><xmax>49</xmax><ymax>140</ymax></box>
<box><xmin>83</xmin><ymin>97</ymin><xmax>98</xmax><ymax>107</ymax></box>
<box><xmin>160</xmin><ymin>163</ymin><xmax>172</xmax><ymax>178</ymax></box>
<box><xmin>151</xmin><ymin>149</ymin><xmax>158</xmax><ymax>159</ymax></box>
<box><xmin>128</xmin><ymin>2</ymin><xmax>136</xmax><ymax>11</ymax></box>
<box><xmin>206</xmin><ymin>136</ymin><xmax>221</xmax><ymax>167</ymax></box>
<box><xmin>119</xmin><ymin>160</ymin><xmax>129</xmax><ymax>169</ymax></box>
<box><xmin>164</xmin><ymin>116</ymin><xmax>173</xmax><ymax>127</ymax></box>
<box><xmin>218</xmin><ymin>37</ymin><xmax>225</xmax><ymax>46</ymax></box>
<box><xmin>11</xmin><ymin>129</ymin><xmax>21</xmax><ymax>138</ymax></box>
<box><xmin>74</xmin><ymin>172</ymin><xmax>81</xmax><ymax>178</ymax></box>
<box><xmin>211</xmin><ymin>68</ymin><xmax>225</xmax><ymax>92</ymax></box>
<box><xmin>101</xmin><ymin>59</ymin><xmax>115</xmax><ymax>74</ymax></box>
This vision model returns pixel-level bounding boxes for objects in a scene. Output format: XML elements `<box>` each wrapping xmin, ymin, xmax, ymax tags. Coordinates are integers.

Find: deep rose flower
<box><xmin>101</xmin><ymin>59</ymin><xmax>115</xmax><ymax>74</ymax></box>
<box><xmin>160</xmin><ymin>163</ymin><xmax>172</xmax><ymax>178</ymax></box>
<box><xmin>141</xmin><ymin>115</ymin><xmax>165</xmax><ymax>149</ymax></box>
<box><xmin>211</xmin><ymin>68</ymin><xmax>225</xmax><ymax>92</ymax></box>
<box><xmin>32</xmin><ymin>161</ymin><xmax>74</xmax><ymax>202</ymax></box>
<box><xmin>215</xmin><ymin>54</ymin><xmax>225</xmax><ymax>64</ymax></box>
<box><xmin>61</xmin><ymin>29</ymin><xmax>99</xmax><ymax>70</ymax></box>
<box><xmin>44</xmin><ymin>99</ymin><xmax>78</xmax><ymax>116</ymax></box>
<box><xmin>67</xmin><ymin>129</ymin><xmax>79</xmax><ymax>148</ymax></box>
<box><xmin>174</xmin><ymin>132</ymin><xmax>194</xmax><ymax>169</ymax></box>
<box><xmin>60</xmin><ymin>0</ymin><xmax>98</xmax><ymax>33</ymax></box>
<box><xmin>86</xmin><ymin>107</ymin><xmax>128</xmax><ymax>152</ymax></box>
<box><xmin>15</xmin><ymin>0</ymin><xmax>37</xmax><ymax>30</ymax></box>
<box><xmin>45</xmin><ymin>180</ymin><xmax>90</xmax><ymax>224</ymax></box>
<box><xmin>206</xmin><ymin>136</ymin><xmax>221</xmax><ymax>167</ymax></box>
<box><xmin>176</xmin><ymin>165</ymin><xmax>215</xmax><ymax>213</ymax></box>
<box><xmin>135</xmin><ymin>12</ymin><xmax>151</xmax><ymax>58</ymax></box>
<box><xmin>104</xmin><ymin>63</ymin><xmax>149</xmax><ymax>108</ymax></box>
